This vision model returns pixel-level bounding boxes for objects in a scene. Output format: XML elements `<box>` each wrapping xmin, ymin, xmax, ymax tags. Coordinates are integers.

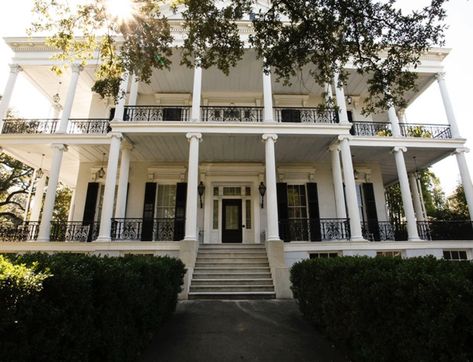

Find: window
<box><xmin>443</xmin><ymin>250</ymin><xmax>468</xmax><ymax>261</ymax></box>
<box><xmin>156</xmin><ymin>185</ymin><xmax>176</xmax><ymax>219</ymax></box>
<box><xmin>287</xmin><ymin>185</ymin><xmax>308</xmax><ymax>219</ymax></box>
<box><xmin>377</xmin><ymin>251</ymin><xmax>401</xmax><ymax>257</ymax></box>
<box><xmin>245</xmin><ymin>186</ymin><xmax>251</xmax><ymax>196</ymax></box>
<box><xmin>223</xmin><ymin>187</ymin><xmax>241</xmax><ymax>196</ymax></box>
<box><xmin>246</xmin><ymin>200</ymin><xmax>252</xmax><ymax>229</ymax></box>
<box><xmin>213</xmin><ymin>200</ymin><xmax>219</xmax><ymax>229</ymax></box>
<box><xmin>310</xmin><ymin>252</ymin><xmax>338</xmax><ymax>259</ymax></box>
<box><xmin>213</xmin><ymin>187</ymin><xmax>219</xmax><ymax>196</ymax></box>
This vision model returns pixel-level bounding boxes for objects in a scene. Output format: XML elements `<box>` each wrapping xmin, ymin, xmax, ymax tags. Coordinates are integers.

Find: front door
<box><xmin>222</xmin><ymin>199</ymin><xmax>242</xmax><ymax>243</ymax></box>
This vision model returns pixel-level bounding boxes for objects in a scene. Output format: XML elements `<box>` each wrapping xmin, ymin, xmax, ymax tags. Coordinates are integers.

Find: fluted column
<box><xmin>114</xmin><ymin>145</ymin><xmax>132</xmax><ymax>219</ymax></box>
<box><xmin>0</xmin><ymin>64</ymin><xmax>22</xmax><ymax>132</ymax></box>
<box><xmin>387</xmin><ymin>105</ymin><xmax>402</xmax><ymax>137</ymax></box>
<box><xmin>263</xmin><ymin>67</ymin><xmax>275</xmax><ymax>122</ymax></box>
<box><xmin>113</xmin><ymin>73</ymin><xmax>130</xmax><ymax>122</ymax></box>
<box><xmin>454</xmin><ymin>148</ymin><xmax>473</xmax><ymax>220</ymax></box>
<box><xmin>436</xmin><ymin>72</ymin><xmax>461</xmax><ymax>138</ymax></box>
<box><xmin>330</xmin><ymin>145</ymin><xmax>347</xmax><ymax>219</ymax></box>
<box><xmin>30</xmin><ymin>172</ymin><xmax>47</xmax><ymax>222</ymax></box>
<box><xmin>57</xmin><ymin>64</ymin><xmax>82</xmax><ymax>133</ymax></box>
<box><xmin>191</xmin><ymin>61</ymin><xmax>202</xmax><ymax>122</ymax></box>
<box><xmin>128</xmin><ymin>74</ymin><xmax>139</xmax><ymax>106</ymax></box>
<box><xmin>392</xmin><ymin>147</ymin><xmax>420</xmax><ymax>241</ymax></box>
<box><xmin>96</xmin><ymin>133</ymin><xmax>122</xmax><ymax>241</ymax></box>
<box><xmin>333</xmin><ymin>72</ymin><xmax>349</xmax><ymax>124</ymax></box>
<box><xmin>262</xmin><ymin>134</ymin><xmax>280</xmax><ymax>241</ymax></box>
<box><xmin>37</xmin><ymin>144</ymin><xmax>67</xmax><ymax>241</ymax></box>
<box><xmin>338</xmin><ymin>136</ymin><xmax>364</xmax><ymax>240</ymax></box>
<box><xmin>409</xmin><ymin>173</ymin><xmax>426</xmax><ymax>222</ymax></box>
<box><xmin>184</xmin><ymin>133</ymin><xmax>202</xmax><ymax>240</ymax></box>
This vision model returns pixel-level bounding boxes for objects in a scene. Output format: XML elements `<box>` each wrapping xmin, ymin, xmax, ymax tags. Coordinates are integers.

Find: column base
<box><xmin>94</xmin><ymin>236</ymin><xmax>112</xmax><ymax>242</ymax></box>
<box><xmin>350</xmin><ymin>236</ymin><xmax>368</xmax><ymax>242</ymax></box>
<box><xmin>33</xmin><ymin>238</ymin><xmax>49</xmax><ymax>243</ymax></box>
<box><xmin>408</xmin><ymin>237</ymin><xmax>423</xmax><ymax>242</ymax></box>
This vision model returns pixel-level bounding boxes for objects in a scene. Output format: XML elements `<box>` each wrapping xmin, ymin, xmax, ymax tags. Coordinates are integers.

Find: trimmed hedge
<box><xmin>291</xmin><ymin>257</ymin><xmax>473</xmax><ymax>361</ymax></box>
<box><xmin>0</xmin><ymin>253</ymin><xmax>186</xmax><ymax>362</ymax></box>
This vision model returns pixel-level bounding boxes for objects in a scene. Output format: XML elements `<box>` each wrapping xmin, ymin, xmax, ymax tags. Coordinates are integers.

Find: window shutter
<box><xmin>277</xmin><ymin>183</ymin><xmax>288</xmax><ymax>242</ymax></box>
<box><xmin>141</xmin><ymin>182</ymin><xmax>157</xmax><ymax>241</ymax></box>
<box><xmin>82</xmin><ymin>182</ymin><xmax>99</xmax><ymax>242</ymax></box>
<box><xmin>174</xmin><ymin>182</ymin><xmax>187</xmax><ymax>241</ymax></box>
<box><xmin>306</xmin><ymin>183</ymin><xmax>322</xmax><ymax>241</ymax></box>
<box><xmin>362</xmin><ymin>183</ymin><xmax>380</xmax><ymax>241</ymax></box>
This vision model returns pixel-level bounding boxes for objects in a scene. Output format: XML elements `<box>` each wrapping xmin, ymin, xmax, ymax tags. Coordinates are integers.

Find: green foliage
<box><xmin>29</xmin><ymin>0</ymin><xmax>447</xmax><ymax>113</ymax></box>
<box><xmin>291</xmin><ymin>256</ymin><xmax>473</xmax><ymax>361</ymax></box>
<box><xmin>53</xmin><ymin>184</ymin><xmax>73</xmax><ymax>223</ymax></box>
<box><xmin>0</xmin><ymin>253</ymin><xmax>186</xmax><ymax>362</ymax></box>
<box><xmin>447</xmin><ymin>184</ymin><xmax>469</xmax><ymax>219</ymax></box>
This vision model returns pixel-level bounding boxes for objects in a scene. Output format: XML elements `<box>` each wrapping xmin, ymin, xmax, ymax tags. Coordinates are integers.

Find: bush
<box><xmin>0</xmin><ymin>253</ymin><xmax>186</xmax><ymax>362</ymax></box>
<box><xmin>291</xmin><ymin>257</ymin><xmax>473</xmax><ymax>361</ymax></box>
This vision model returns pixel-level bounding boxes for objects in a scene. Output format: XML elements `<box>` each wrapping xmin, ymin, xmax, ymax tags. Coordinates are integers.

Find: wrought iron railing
<box><xmin>417</xmin><ymin>220</ymin><xmax>473</xmax><ymax>240</ymax></box>
<box><xmin>362</xmin><ymin>221</ymin><xmax>396</xmax><ymax>241</ymax></box>
<box><xmin>2</xmin><ymin>119</ymin><xmax>59</xmax><ymax>134</ymax></box>
<box><xmin>201</xmin><ymin>106</ymin><xmax>263</xmax><ymax>123</ymax></box>
<box><xmin>49</xmin><ymin>222</ymin><xmax>91</xmax><ymax>242</ymax></box>
<box><xmin>123</xmin><ymin>106</ymin><xmax>191</xmax><ymax>122</ymax></box>
<box><xmin>274</xmin><ymin>107</ymin><xmax>338</xmax><ymax>124</ymax></box>
<box><xmin>399</xmin><ymin>123</ymin><xmax>452</xmax><ymax>139</ymax></box>
<box><xmin>0</xmin><ymin>222</ymin><xmax>40</xmax><ymax>241</ymax></box>
<box><xmin>279</xmin><ymin>218</ymin><xmax>350</xmax><ymax>242</ymax></box>
<box><xmin>111</xmin><ymin>218</ymin><xmax>185</xmax><ymax>241</ymax></box>
<box><xmin>351</xmin><ymin>122</ymin><xmax>392</xmax><ymax>136</ymax></box>
<box><xmin>67</xmin><ymin>119</ymin><xmax>110</xmax><ymax>134</ymax></box>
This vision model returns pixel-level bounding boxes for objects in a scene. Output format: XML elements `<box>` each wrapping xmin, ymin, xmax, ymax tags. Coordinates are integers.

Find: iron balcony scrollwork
<box><xmin>274</xmin><ymin>107</ymin><xmax>338</xmax><ymax>124</ymax></box>
<box><xmin>399</xmin><ymin>123</ymin><xmax>452</xmax><ymax>139</ymax></box>
<box><xmin>201</xmin><ymin>106</ymin><xmax>263</xmax><ymax>123</ymax></box>
<box><xmin>279</xmin><ymin>218</ymin><xmax>350</xmax><ymax>242</ymax></box>
<box><xmin>351</xmin><ymin>122</ymin><xmax>392</xmax><ymax>136</ymax></box>
<box><xmin>111</xmin><ymin>218</ymin><xmax>185</xmax><ymax>241</ymax></box>
<box><xmin>123</xmin><ymin>106</ymin><xmax>191</xmax><ymax>122</ymax></box>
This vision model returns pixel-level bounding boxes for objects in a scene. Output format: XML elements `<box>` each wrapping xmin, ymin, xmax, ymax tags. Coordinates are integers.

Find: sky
<box><xmin>0</xmin><ymin>0</ymin><xmax>472</xmax><ymax>195</ymax></box>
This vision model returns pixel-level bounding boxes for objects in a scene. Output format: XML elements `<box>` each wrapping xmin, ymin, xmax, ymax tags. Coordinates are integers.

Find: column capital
<box><xmin>262</xmin><ymin>133</ymin><xmax>278</xmax><ymax>142</ymax></box>
<box><xmin>435</xmin><ymin>72</ymin><xmax>446</xmax><ymax>81</ymax></box>
<box><xmin>392</xmin><ymin>146</ymin><xmax>407</xmax><ymax>153</ymax></box>
<box><xmin>71</xmin><ymin>64</ymin><xmax>84</xmax><ymax>73</ymax></box>
<box><xmin>51</xmin><ymin>143</ymin><xmax>68</xmax><ymax>152</ymax></box>
<box><xmin>9</xmin><ymin>64</ymin><xmax>22</xmax><ymax>74</ymax></box>
<box><xmin>110</xmin><ymin>132</ymin><xmax>123</xmax><ymax>141</ymax></box>
<box><xmin>121</xmin><ymin>143</ymin><xmax>134</xmax><ymax>152</ymax></box>
<box><xmin>186</xmin><ymin>132</ymin><xmax>202</xmax><ymax>142</ymax></box>
<box><xmin>328</xmin><ymin>143</ymin><xmax>340</xmax><ymax>152</ymax></box>
<box><xmin>337</xmin><ymin>135</ymin><xmax>351</xmax><ymax>142</ymax></box>
<box><xmin>453</xmin><ymin>147</ymin><xmax>470</xmax><ymax>155</ymax></box>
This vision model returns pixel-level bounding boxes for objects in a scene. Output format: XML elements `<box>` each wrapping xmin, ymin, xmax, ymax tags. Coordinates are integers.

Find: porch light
<box><xmin>97</xmin><ymin>153</ymin><xmax>106</xmax><ymax>179</ymax></box>
<box><xmin>259</xmin><ymin>182</ymin><xmax>266</xmax><ymax>208</ymax></box>
<box><xmin>36</xmin><ymin>154</ymin><xmax>45</xmax><ymax>178</ymax></box>
<box><xmin>198</xmin><ymin>181</ymin><xmax>205</xmax><ymax>208</ymax></box>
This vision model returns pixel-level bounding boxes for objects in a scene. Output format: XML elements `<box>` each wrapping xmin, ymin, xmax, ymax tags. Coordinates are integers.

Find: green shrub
<box><xmin>0</xmin><ymin>253</ymin><xmax>186</xmax><ymax>362</ymax></box>
<box><xmin>291</xmin><ymin>257</ymin><xmax>473</xmax><ymax>361</ymax></box>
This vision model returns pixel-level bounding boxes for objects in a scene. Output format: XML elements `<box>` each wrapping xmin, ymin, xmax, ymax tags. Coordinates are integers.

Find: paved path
<box><xmin>141</xmin><ymin>300</ymin><xmax>347</xmax><ymax>362</ymax></box>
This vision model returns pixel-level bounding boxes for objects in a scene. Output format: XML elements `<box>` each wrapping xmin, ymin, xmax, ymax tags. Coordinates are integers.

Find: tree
<box><xmin>53</xmin><ymin>186</ymin><xmax>73</xmax><ymax>223</ymax></box>
<box><xmin>29</xmin><ymin>0</ymin><xmax>448</xmax><ymax>113</ymax></box>
<box><xmin>446</xmin><ymin>184</ymin><xmax>469</xmax><ymax>220</ymax></box>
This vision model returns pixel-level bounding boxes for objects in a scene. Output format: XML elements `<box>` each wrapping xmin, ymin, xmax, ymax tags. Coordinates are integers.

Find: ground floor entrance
<box><xmin>222</xmin><ymin>199</ymin><xmax>243</xmax><ymax>243</ymax></box>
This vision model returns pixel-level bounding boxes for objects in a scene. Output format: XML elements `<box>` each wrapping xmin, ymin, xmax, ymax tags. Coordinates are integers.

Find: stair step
<box><xmin>188</xmin><ymin>291</ymin><xmax>276</xmax><ymax>300</ymax></box>
<box><xmin>191</xmin><ymin>279</ymin><xmax>274</xmax><ymax>286</ymax></box>
<box><xmin>196</xmin><ymin>257</ymin><xmax>269</xmax><ymax>263</ymax></box>
<box><xmin>194</xmin><ymin>267</ymin><xmax>271</xmax><ymax>272</ymax></box>
<box><xmin>192</xmin><ymin>272</ymin><xmax>272</xmax><ymax>279</ymax></box>
<box><xmin>198</xmin><ymin>251</ymin><xmax>267</xmax><ymax>256</ymax></box>
<box><xmin>190</xmin><ymin>285</ymin><xmax>274</xmax><ymax>292</ymax></box>
<box><xmin>200</xmin><ymin>244</ymin><xmax>265</xmax><ymax>248</ymax></box>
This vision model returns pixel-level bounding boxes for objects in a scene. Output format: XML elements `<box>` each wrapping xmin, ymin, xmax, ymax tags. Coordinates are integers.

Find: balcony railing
<box><xmin>111</xmin><ymin>218</ymin><xmax>185</xmax><ymax>241</ymax></box>
<box><xmin>0</xmin><ymin>222</ymin><xmax>40</xmax><ymax>241</ymax></box>
<box><xmin>279</xmin><ymin>218</ymin><xmax>350</xmax><ymax>242</ymax></box>
<box><xmin>124</xmin><ymin>106</ymin><xmax>191</xmax><ymax>122</ymax></box>
<box><xmin>0</xmin><ymin>221</ymin><xmax>95</xmax><ymax>242</ymax></box>
<box><xmin>201</xmin><ymin>106</ymin><xmax>263</xmax><ymax>123</ymax></box>
<box><xmin>351</xmin><ymin>122</ymin><xmax>392</xmax><ymax>137</ymax></box>
<box><xmin>362</xmin><ymin>221</ymin><xmax>397</xmax><ymax>241</ymax></box>
<box><xmin>417</xmin><ymin>220</ymin><xmax>473</xmax><ymax>240</ymax></box>
<box><xmin>274</xmin><ymin>107</ymin><xmax>339</xmax><ymax>124</ymax></box>
<box><xmin>1</xmin><ymin>118</ymin><xmax>110</xmax><ymax>135</ymax></box>
<box><xmin>399</xmin><ymin>123</ymin><xmax>452</xmax><ymax>139</ymax></box>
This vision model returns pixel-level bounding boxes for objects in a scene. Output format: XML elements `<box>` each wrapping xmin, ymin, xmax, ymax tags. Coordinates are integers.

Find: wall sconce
<box><xmin>258</xmin><ymin>182</ymin><xmax>266</xmax><ymax>208</ymax></box>
<box><xmin>198</xmin><ymin>181</ymin><xmax>205</xmax><ymax>208</ymax></box>
<box><xmin>354</xmin><ymin>169</ymin><xmax>359</xmax><ymax>180</ymax></box>
<box><xmin>97</xmin><ymin>152</ymin><xmax>106</xmax><ymax>179</ymax></box>
<box><xmin>346</xmin><ymin>96</ymin><xmax>353</xmax><ymax>105</ymax></box>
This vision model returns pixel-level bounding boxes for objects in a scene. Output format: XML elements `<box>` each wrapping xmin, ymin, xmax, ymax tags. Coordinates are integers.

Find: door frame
<box><xmin>221</xmin><ymin>198</ymin><xmax>243</xmax><ymax>243</ymax></box>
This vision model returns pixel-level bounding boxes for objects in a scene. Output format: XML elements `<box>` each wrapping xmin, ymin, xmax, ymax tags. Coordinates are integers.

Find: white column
<box><xmin>114</xmin><ymin>145</ymin><xmax>132</xmax><ymax>219</ymax></box>
<box><xmin>113</xmin><ymin>73</ymin><xmax>130</xmax><ymax>122</ymax></box>
<box><xmin>57</xmin><ymin>64</ymin><xmax>82</xmax><ymax>133</ymax></box>
<box><xmin>52</xmin><ymin>104</ymin><xmax>62</xmax><ymax>119</ymax></box>
<box><xmin>0</xmin><ymin>64</ymin><xmax>22</xmax><ymax>132</ymax></box>
<box><xmin>454</xmin><ymin>148</ymin><xmax>473</xmax><ymax>220</ymax></box>
<box><xmin>339</xmin><ymin>137</ymin><xmax>364</xmax><ymax>240</ymax></box>
<box><xmin>128</xmin><ymin>74</ymin><xmax>139</xmax><ymax>106</ymax></box>
<box><xmin>30</xmin><ymin>172</ymin><xmax>47</xmax><ymax>222</ymax></box>
<box><xmin>263</xmin><ymin>67</ymin><xmax>275</xmax><ymax>122</ymax></box>
<box><xmin>330</xmin><ymin>145</ymin><xmax>347</xmax><ymax>219</ymax></box>
<box><xmin>436</xmin><ymin>72</ymin><xmax>461</xmax><ymax>138</ymax></box>
<box><xmin>392</xmin><ymin>147</ymin><xmax>421</xmax><ymax>241</ymax></box>
<box><xmin>96</xmin><ymin>133</ymin><xmax>122</xmax><ymax>241</ymax></box>
<box><xmin>191</xmin><ymin>62</ymin><xmax>202</xmax><ymax>122</ymax></box>
<box><xmin>262</xmin><ymin>134</ymin><xmax>280</xmax><ymax>241</ymax></box>
<box><xmin>333</xmin><ymin>72</ymin><xmax>349</xmax><ymax>124</ymax></box>
<box><xmin>37</xmin><ymin>144</ymin><xmax>67</xmax><ymax>241</ymax></box>
<box><xmin>387</xmin><ymin>105</ymin><xmax>402</xmax><ymax>137</ymax></box>
<box><xmin>324</xmin><ymin>83</ymin><xmax>333</xmax><ymax>104</ymax></box>
<box><xmin>184</xmin><ymin>133</ymin><xmax>202</xmax><ymax>240</ymax></box>
<box><xmin>409</xmin><ymin>173</ymin><xmax>426</xmax><ymax>222</ymax></box>
<box><xmin>23</xmin><ymin>169</ymin><xmax>37</xmax><ymax>221</ymax></box>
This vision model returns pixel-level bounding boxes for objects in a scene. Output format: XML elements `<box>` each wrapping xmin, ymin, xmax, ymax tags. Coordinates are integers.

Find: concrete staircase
<box><xmin>189</xmin><ymin>244</ymin><xmax>276</xmax><ymax>300</ymax></box>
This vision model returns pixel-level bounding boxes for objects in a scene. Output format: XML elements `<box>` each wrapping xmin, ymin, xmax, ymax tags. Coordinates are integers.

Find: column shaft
<box><xmin>339</xmin><ymin>138</ymin><xmax>364</xmax><ymax>240</ymax></box>
<box><xmin>113</xmin><ymin>73</ymin><xmax>130</xmax><ymax>121</ymax></box>
<box><xmin>455</xmin><ymin>150</ymin><xmax>473</xmax><ymax>220</ymax></box>
<box><xmin>57</xmin><ymin>64</ymin><xmax>82</xmax><ymax>133</ymax></box>
<box><xmin>409</xmin><ymin>173</ymin><xmax>426</xmax><ymax>222</ymax></box>
<box><xmin>437</xmin><ymin>73</ymin><xmax>461</xmax><ymax>138</ymax></box>
<box><xmin>23</xmin><ymin>169</ymin><xmax>37</xmax><ymax>221</ymax></box>
<box><xmin>330</xmin><ymin>147</ymin><xmax>347</xmax><ymax>219</ymax></box>
<box><xmin>333</xmin><ymin>72</ymin><xmax>349</xmax><ymax>124</ymax></box>
<box><xmin>128</xmin><ymin>74</ymin><xmax>139</xmax><ymax>106</ymax></box>
<box><xmin>191</xmin><ymin>64</ymin><xmax>202</xmax><ymax>122</ymax></box>
<box><xmin>96</xmin><ymin>134</ymin><xmax>122</xmax><ymax>241</ymax></box>
<box><xmin>37</xmin><ymin>145</ymin><xmax>66</xmax><ymax>241</ymax></box>
<box><xmin>263</xmin><ymin>134</ymin><xmax>280</xmax><ymax>241</ymax></box>
<box><xmin>263</xmin><ymin>68</ymin><xmax>274</xmax><ymax>122</ymax></box>
<box><xmin>114</xmin><ymin>147</ymin><xmax>132</xmax><ymax>219</ymax></box>
<box><xmin>388</xmin><ymin>106</ymin><xmax>402</xmax><ymax>137</ymax></box>
<box><xmin>184</xmin><ymin>133</ymin><xmax>202</xmax><ymax>240</ymax></box>
<box><xmin>30</xmin><ymin>173</ymin><xmax>47</xmax><ymax>222</ymax></box>
<box><xmin>393</xmin><ymin>148</ymin><xmax>420</xmax><ymax>240</ymax></box>
<box><xmin>0</xmin><ymin>64</ymin><xmax>22</xmax><ymax>132</ymax></box>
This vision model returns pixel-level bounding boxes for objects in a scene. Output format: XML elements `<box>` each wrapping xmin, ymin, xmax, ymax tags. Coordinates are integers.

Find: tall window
<box><xmin>156</xmin><ymin>185</ymin><xmax>176</xmax><ymax>218</ymax></box>
<box><xmin>287</xmin><ymin>185</ymin><xmax>308</xmax><ymax>219</ymax></box>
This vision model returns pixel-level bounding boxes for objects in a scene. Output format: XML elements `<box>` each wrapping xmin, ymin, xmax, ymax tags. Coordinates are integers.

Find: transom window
<box><xmin>156</xmin><ymin>185</ymin><xmax>176</xmax><ymax>219</ymax></box>
<box><xmin>223</xmin><ymin>187</ymin><xmax>242</xmax><ymax>196</ymax></box>
<box><xmin>287</xmin><ymin>185</ymin><xmax>308</xmax><ymax>219</ymax></box>
<box><xmin>443</xmin><ymin>250</ymin><xmax>468</xmax><ymax>261</ymax></box>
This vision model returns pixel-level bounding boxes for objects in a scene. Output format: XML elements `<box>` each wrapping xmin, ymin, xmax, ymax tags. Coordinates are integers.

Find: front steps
<box><xmin>189</xmin><ymin>244</ymin><xmax>276</xmax><ymax>300</ymax></box>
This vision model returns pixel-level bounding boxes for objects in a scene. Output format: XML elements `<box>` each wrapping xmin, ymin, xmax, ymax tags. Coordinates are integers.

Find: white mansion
<box><xmin>0</xmin><ymin>8</ymin><xmax>472</xmax><ymax>298</ymax></box>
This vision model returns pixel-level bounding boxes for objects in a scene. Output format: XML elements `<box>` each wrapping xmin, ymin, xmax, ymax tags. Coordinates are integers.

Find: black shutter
<box><xmin>281</xmin><ymin>109</ymin><xmax>301</xmax><ymax>123</ymax></box>
<box><xmin>306</xmin><ymin>183</ymin><xmax>322</xmax><ymax>241</ymax></box>
<box><xmin>82</xmin><ymin>182</ymin><xmax>99</xmax><ymax>242</ymax></box>
<box><xmin>174</xmin><ymin>183</ymin><xmax>187</xmax><ymax>241</ymax></box>
<box><xmin>362</xmin><ymin>183</ymin><xmax>380</xmax><ymax>241</ymax></box>
<box><xmin>141</xmin><ymin>183</ymin><xmax>157</xmax><ymax>241</ymax></box>
<box><xmin>277</xmin><ymin>183</ymin><xmax>289</xmax><ymax>242</ymax></box>
<box><xmin>347</xmin><ymin>110</ymin><xmax>353</xmax><ymax>123</ymax></box>
<box><xmin>163</xmin><ymin>108</ymin><xmax>183</xmax><ymax>122</ymax></box>
<box><xmin>109</xmin><ymin>108</ymin><xmax>115</xmax><ymax>120</ymax></box>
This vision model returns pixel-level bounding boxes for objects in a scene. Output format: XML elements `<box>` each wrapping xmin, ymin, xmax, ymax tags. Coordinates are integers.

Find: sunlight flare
<box><xmin>105</xmin><ymin>0</ymin><xmax>135</xmax><ymax>22</ymax></box>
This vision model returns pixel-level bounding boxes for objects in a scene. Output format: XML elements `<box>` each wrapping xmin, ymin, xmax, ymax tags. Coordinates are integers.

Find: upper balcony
<box><xmin>351</xmin><ymin>121</ymin><xmax>453</xmax><ymax>140</ymax></box>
